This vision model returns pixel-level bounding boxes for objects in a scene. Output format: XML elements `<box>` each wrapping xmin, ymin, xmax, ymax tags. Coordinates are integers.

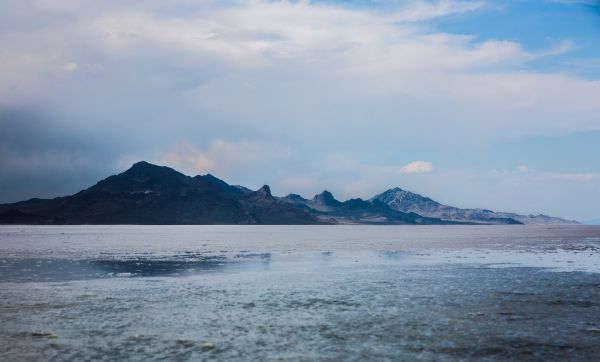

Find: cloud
<box><xmin>548</xmin><ymin>172</ymin><xmax>600</xmax><ymax>182</ymax></box>
<box><xmin>516</xmin><ymin>165</ymin><xmax>529</xmax><ymax>173</ymax></box>
<box><xmin>2</xmin><ymin>3</ymin><xmax>595</xmax><ymax>144</ymax></box>
<box><xmin>162</xmin><ymin>141</ymin><xmax>215</xmax><ymax>175</ymax></box>
<box><xmin>400</xmin><ymin>161</ymin><xmax>434</xmax><ymax>174</ymax></box>
<box><xmin>0</xmin><ymin>109</ymin><xmax>129</xmax><ymax>202</ymax></box>
<box><xmin>0</xmin><ymin>0</ymin><xmax>599</xmax><ymax>219</ymax></box>
<box><xmin>387</xmin><ymin>0</ymin><xmax>486</xmax><ymax>22</ymax></box>
<box><xmin>160</xmin><ymin>139</ymin><xmax>294</xmax><ymax>187</ymax></box>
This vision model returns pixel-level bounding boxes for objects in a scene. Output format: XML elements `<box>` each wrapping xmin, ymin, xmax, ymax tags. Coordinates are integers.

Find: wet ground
<box><xmin>1</xmin><ymin>225</ymin><xmax>599</xmax><ymax>361</ymax></box>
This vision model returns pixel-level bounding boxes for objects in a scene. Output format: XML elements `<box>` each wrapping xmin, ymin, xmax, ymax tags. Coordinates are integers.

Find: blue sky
<box><xmin>323</xmin><ymin>0</ymin><xmax>600</xmax><ymax>76</ymax></box>
<box><xmin>0</xmin><ymin>0</ymin><xmax>599</xmax><ymax>221</ymax></box>
<box><xmin>438</xmin><ymin>1</ymin><xmax>600</xmax><ymax>75</ymax></box>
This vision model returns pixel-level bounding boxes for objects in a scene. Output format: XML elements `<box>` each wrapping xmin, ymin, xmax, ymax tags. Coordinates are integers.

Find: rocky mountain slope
<box><xmin>372</xmin><ymin>188</ymin><xmax>578</xmax><ymax>225</ymax></box>
<box><xmin>280</xmin><ymin>191</ymin><xmax>452</xmax><ymax>225</ymax></box>
<box><xmin>0</xmin><ymin>162</ymin><xmax>318</xmax><ymax>225</ymax></box>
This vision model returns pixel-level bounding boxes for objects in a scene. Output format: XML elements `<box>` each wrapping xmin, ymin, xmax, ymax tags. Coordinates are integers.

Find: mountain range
<box><xmin>0</xmin><ymin>161</ymin><xmax>579</xmax><ymax>225</ymax></box>
<box><xmin>372</xmin><ymin>188</ymin><xmax>578</xmax><ymax>225</ymax></box>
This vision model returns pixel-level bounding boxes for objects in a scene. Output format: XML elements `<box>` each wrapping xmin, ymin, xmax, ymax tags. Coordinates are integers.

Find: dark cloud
<box><xmin>0</xmin><ymin>108</ymin><xmax>125</xmax><ymax>202</ymax></box>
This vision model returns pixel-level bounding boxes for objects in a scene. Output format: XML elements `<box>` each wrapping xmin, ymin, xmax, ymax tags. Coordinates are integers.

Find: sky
<box><xmin>0</xmin><ymin>0</ymin><xmax>599</xmax><ymax>221</ymax></box>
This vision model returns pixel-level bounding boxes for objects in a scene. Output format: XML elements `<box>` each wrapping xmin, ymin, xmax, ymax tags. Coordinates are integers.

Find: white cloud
<box><xmin>162</xmin><ymin>140</ymin><xmax>215</xmax><ymax>175</ymax></box>
<box><xmin>60</xmin><ymin>62</ymin><xmax>79</xmax><ymax>72</ymax></box>
<box><xmin>516</xmin><ymin>165</ymin><xmax>529</xmax><ymax>173</ymax></box>
<box><xmin>2</xmin><ymin>1</ymin><xmax>596</xmax><ymax>145</ymax></box>
<box><xmin>389</xmin><ymin>0</ymin><xmax>485</xmax><ymax>22</ymax></box>
<box><xmin>160</xmin><ymin>139</ymin><xmax>294</xmax><ymax>187</ymax></box>
<box><xmin>81</xmin><ymin>1</ymin><xmax>546</xmax><ymax>75</ymax></box>
<box><xmin>400</xmin><ymin>161</ymin><xmax>434</xmax><ymax>174</ymax></box>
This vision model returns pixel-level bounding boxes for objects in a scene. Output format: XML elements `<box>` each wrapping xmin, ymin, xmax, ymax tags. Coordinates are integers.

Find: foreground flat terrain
<box><xmin>1</xmin><ymin>225</ymin><xmax>599</xmax><ymax>361</ymax></box>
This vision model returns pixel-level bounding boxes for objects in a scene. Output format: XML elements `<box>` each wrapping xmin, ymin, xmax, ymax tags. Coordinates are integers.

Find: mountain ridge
<box><xmin>371</xmin><ymin>188</ymin><xmax>578</xmax><ymax>225</ymax></box>
<box><xmin>0</xmin><ymin>161</ymin><xmax>578</xmax><ymax>225</ymax></box>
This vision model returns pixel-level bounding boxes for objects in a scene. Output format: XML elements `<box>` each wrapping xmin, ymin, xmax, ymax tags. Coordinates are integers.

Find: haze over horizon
<box><xmin>1</xmin><ymin>0</ymin><xmax>599</xmax><ymax>221</ymax></box>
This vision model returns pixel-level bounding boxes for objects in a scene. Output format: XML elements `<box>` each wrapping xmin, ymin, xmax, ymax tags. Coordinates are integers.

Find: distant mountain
<box><xmin>372</xmin><ymin>187</ymin><xmax>578</xmax><ymax>225</ymax></box>
<box><xmin>0</xmin><ymin>161</ymin><xmax>576</xmax><ymax>225</ymax></box>
<box><xmin>281</xmin><ymin>191</ymin><xmax>452</xmax><ymax>225</ymax></box>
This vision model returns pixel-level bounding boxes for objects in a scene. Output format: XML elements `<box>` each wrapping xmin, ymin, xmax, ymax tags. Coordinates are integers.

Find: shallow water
<box><xmin>1</xmin><ymin>225</ymin><xmax>599</xmax><ymax>361</ymax></box>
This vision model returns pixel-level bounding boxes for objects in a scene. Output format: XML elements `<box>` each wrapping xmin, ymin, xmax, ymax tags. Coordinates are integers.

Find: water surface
<box><xmin>1</xmin><ymin>225</ymin><xmax>599</xmax><ymax>361</ymax></box>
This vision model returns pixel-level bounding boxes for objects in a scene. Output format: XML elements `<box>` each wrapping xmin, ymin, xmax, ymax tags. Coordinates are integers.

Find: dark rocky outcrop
<box><xmin>0</xmin><ymin>162</ymin><xmax>318</xmax><ymax>225</ymax></box>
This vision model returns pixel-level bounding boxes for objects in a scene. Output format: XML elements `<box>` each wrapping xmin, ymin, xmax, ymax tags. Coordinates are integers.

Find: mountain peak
<box><xmin>283</xmin><ymin>193</ymin><xmax>307</xmax><ymax>202</ymax></box>
<box><xmin>378</xmin><ymin>187</ymin><xmax>410</xmax><ymax>196</ymax></box>
<box><xmin>374</xmin><ymin>187</ymin><xmax>434</xmax><ymax>203</ymax></box>
<box><xmin>90</xmin><ymin>161</ymin><xmax>188</xmax><ymax>192</ymax></box>
<box><xmin>253</xmin><ymin>185</ymin><xmax>274</xmax><ymax>199</ymax></box>
<box><xmin>194</xmin><ymin>173</ymin><xmax>231</xmax><ymax>190</ymax></box>
<box><xmin>129</xmin><ymin>161</ymin><xmax>156</xmax><ymax>170</ymax></box>
<box><xmin>313</xmin><ymin>190</ymin><xmax>341</xmax><ymax>206</ymax></box>
<box><xmin>125</xmin><ymin>161</ymin><xmax>181</xmax><ymax>176</ymax></box>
